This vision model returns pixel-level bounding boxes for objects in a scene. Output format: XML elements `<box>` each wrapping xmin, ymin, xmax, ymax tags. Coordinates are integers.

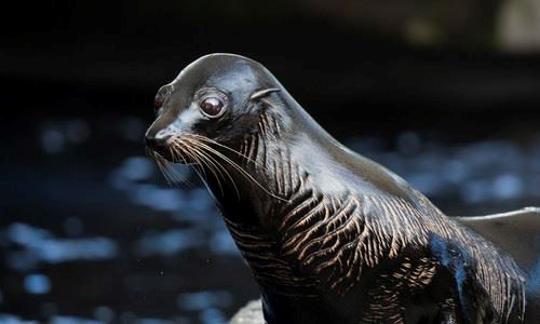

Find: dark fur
<box><xmin>146</xmin><ymin>54</ymin><xmax>526</xmax><ymax>323</ymax></box>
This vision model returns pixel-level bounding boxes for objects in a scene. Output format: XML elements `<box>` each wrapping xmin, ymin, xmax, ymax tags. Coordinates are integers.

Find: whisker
<box><xmin>146</xmin><ymin>148</ymin><xmax>176</xmax><ymax>185</ymax></box>
<box><xmin>147</xmin><ymin>134</ymin><xmax>288</xmax><ymax>203</ymax></box>
<box><xmin>186</xmin><ymin>136</ymin><xmax>289</xmax><ymax>203</ymax></box>
<box><xmin>189</xmin><ymin>134</ymin><xmax>264</xmax><ymax>168</ymax></box>
<box><xmin>171</xmin><ymin>141</ymin><xmax>215</xmax><ymax>199</ymax></box>
<box><xmin>172</xmin><ymin>139</ymin><xmax>208</xmax><ymax>180</ymax></box>
<box><xmin>185</xmin><ymin>139</ymin><xmax>241</xmax><ymax>199</ymax></box>
<box><xmin>174</xmin><ymin>138</ymin><xmax>226</xmax><ymax>197</ymax></box>
<box><xmin>166</xmin><ymin>145</ymin><xmax>195</xmax><ymax>187</ymax></box>
<box><xmin>157</xmin><ymin>155</ymin><xmax>183</xmax><ymax>185</ymax></box>
<box><xmin>146</xmin><ymin>143</ymin><xmax>193</xmax><ymax>187</ymax></box>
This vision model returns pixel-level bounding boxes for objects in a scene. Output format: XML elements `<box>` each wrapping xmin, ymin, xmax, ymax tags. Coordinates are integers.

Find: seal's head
<box><xmin>145</xmin><ymin>53</ymin><xmax>281</xmax><ymax>163</ymax></box>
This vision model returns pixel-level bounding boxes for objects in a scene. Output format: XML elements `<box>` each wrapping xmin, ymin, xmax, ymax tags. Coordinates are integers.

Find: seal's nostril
<box><xmin>144</xmin><ymin>135</ymin><xmax>152</xmax><ymax>146</ymax></box>
<box><xmin>145</xmin><ymin>135</ymin><xmax>161</xmax><ymax>149</ymax></box>
<box><xmin>145</xmin><ymin>134</ymin><xmax>172</xmax><ymax>151</ymax></box>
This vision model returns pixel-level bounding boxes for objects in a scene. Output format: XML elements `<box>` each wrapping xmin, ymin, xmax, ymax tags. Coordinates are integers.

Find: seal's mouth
<box><xmin>145</xmin><ymin>136</ymin><xmax>191</xmax><ymax>165</ymax></box>
<box><xmin>144</xmin><ymin>135</ymin><xmax>198</xmax><ymax>185</ymax></box>
<box><xmin>146</xmin><ymin>133</ymin><xmax>239</xmax><ymax>172</ymax></box>
<box><xmin>146</xmin><ymin>133</ymin><xmax>239</xmax><ymax>177</ymax></box>
<box><xmin>148</xmin><ymin>138</ymin><xmax>175</xmax><ymax>162</ymax></box>
<box><xmin>146</xmin><ymin>133</ymin><xmax>288</xmax><ymax>201</ymax></box>
<box><xmin>147</xmin><ymin>148</ymin><xmax>179</xmax><ymax>164</ymax></box>
<box><xmin>146</xmin><ymin>133</ymin><xmax>240</xmax><ymax>185</ymax></box>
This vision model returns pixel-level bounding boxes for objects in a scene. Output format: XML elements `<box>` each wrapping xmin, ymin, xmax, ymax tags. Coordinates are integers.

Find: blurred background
<box><xmin>1</xmin><ymin>0</ymin><xmax>540</xmax><ymax>323</ymax></box>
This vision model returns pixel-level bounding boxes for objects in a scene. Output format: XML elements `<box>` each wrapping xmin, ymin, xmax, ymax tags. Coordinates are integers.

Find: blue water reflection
<box><xmin>135</xmin><ymin>229</ymin><xmax>205</xmax><ymax>257</ymax></box>
<box><xmin>3</xmin><ymin>223</ymin><xmax>118</xmax><ymax>270</ymax></box>
<box><xmin>177</xmin><ymin>291</ymin><xmax>232</xmax><ymax>311</ymax></box>
<box><xmin>23</xmin><ymin>274</ymin><xmax>51</xmax><ymax>295</ymax></box>
<box><xmin>348</xmin><ymin>136</ymin><xmax>540</xmax><ymax>204</ymax></box>
<box><xmin>39</xmin><ymin>119</ymin><xmax>90</xmax><ymax>154</ymax></box>
<box><xmin>108</xmin><ymin>153</ymin><xmax>238</xmax><ymax>259</ymax></box>
<box><xmin>49</xmin><ymin>317</ymin><xmax>102</xmax><ymax>324</ymax></box>
<box><xmin>178</xmin><ymin>291</ymin><xmax>231</xmax><ymax>324</ymax></box>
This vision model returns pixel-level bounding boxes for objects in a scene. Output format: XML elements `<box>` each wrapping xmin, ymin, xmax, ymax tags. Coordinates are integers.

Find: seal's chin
<box><xmin>153</xmin><ymin>148</ymin><xmax>175</xmax><ymax>163</ymax></box>
<box><xmin>149</xmin><ymin>147</ymin><xmax>185</xmax><ymax>164</ymax></box>
<box><xmin>143</xmin><ymin>140</ymin><xmax>173</xmax><ymax>163</ymax></box>
<box><xmin>147</xmin><ymin>144</ymin><xmax>198</xmax><ymax>166</ymax></box>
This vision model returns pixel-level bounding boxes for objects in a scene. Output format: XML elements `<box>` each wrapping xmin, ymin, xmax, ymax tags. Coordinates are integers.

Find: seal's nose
<box><xmin>144</xmin><ymin>130</ymin><xmax>169</xmax><ymax>151</ymax></box>
<box><xmin>144</xmin><ymin>135</ymin><xmax>162</xmax><ymax>149</ymax></box>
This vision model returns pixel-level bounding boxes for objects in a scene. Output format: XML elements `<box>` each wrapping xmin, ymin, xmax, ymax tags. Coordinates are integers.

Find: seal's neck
<box><xmin>201</xmin><ymin>101</ymin><xmax>370</xmax><ymax>296</ymax></box>
<box><xmin>204</xmin><ymin>108</ymin><xmax>301</xmax><ymax>223</ymax></box>
<box><xmin>199</xmin><ymin>108</ymin><xmax>322</xmax><ymax>295</ymax></box>
<box><xmin>205</xmin><ymin>97</ymin><xmax>341</xmax><ymax>227</ymax></box>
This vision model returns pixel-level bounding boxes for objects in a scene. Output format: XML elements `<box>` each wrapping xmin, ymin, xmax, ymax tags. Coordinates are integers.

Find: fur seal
<box><xmin>145</xmin><ymin>53</ymin><xmax>528</xmax><ymax>323</ymax></box>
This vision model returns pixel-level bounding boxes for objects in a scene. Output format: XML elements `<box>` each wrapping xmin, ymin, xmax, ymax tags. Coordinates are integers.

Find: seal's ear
<box><xmin>249</xmin><ymin>88</ymin><xmax>280</xmax><ymax>101</ymax></box>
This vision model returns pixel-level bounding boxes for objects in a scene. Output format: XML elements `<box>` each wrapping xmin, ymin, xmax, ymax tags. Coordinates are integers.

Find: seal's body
<box><xmin>146</xmin><ymin>54</ymin><xmax>526</xmax><ymax>323</ymax></box>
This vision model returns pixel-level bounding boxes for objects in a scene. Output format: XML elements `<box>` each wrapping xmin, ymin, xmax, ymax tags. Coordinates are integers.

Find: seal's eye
<box><xmin>154</xmin><ymin>95</ymin><xmax>163</xmax><ymax>112</ymax></box>
<box><xmin>199</xmin><ymin>96</ymin><xmax>226</xmax><ymax>118</ymax></box>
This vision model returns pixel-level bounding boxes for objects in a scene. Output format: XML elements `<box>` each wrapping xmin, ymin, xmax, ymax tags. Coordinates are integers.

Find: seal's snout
<box><xmin>144</xmin><ymin>134</ymin><xmax>166</xmax><ymax>149</ymax></box>
<box><xmin>144</xmin><ymin>129</ymin><xmax>171</xmax><ymax>157</ymax></box>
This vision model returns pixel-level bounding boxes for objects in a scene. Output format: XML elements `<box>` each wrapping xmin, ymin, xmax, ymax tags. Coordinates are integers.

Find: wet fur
<box><xmin>148</xmin><ymin>54</ymin><xmax>526</xmax><ymax>324</ymax></box>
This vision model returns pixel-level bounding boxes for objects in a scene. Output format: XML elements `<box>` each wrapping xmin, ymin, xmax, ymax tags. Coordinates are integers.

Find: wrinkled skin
<box><xmin>145</xmin><ymin>54</ymin><xmax>527</xmax><ymax>324</ymax></box>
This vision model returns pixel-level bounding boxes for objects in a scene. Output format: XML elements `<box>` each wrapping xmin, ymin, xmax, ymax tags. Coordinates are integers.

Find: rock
<box><xmin>230</xmin><ymin>300</ymin><xmax>264</xmax><ymax>324</ymax></box>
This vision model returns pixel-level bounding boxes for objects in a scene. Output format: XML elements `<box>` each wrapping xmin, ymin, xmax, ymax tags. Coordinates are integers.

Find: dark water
<box><xmin>1</xmin><ymin>113</ymin><xmax>540</xmax><ymax>323</ymax></box>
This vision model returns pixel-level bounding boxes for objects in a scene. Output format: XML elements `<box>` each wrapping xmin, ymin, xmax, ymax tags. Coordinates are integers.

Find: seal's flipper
<box><xmin>454</xmin><ymin>207</ymin><xmax>540</xmax><ymax>271</ymax></box>
<box><xmin>455</xmin><ymin>208</ymin><xmax>540</xmax><ymax>323</ymax></box>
